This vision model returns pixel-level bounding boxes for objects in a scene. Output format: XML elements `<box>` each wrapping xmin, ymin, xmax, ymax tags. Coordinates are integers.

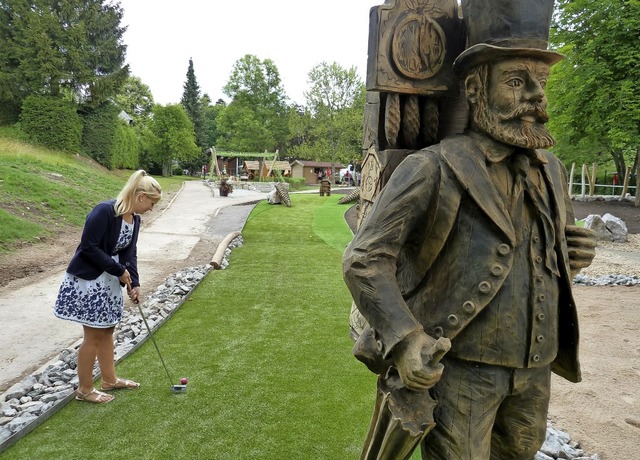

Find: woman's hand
<box><xmin>127</xmin><ymin>286</ymin><xmax>141</xmax><ymax>304</ymax></box>
<box><xmin>119</xmin><ymin>269</ymin><xmax>132</xmax><ymax>291</ymax></box>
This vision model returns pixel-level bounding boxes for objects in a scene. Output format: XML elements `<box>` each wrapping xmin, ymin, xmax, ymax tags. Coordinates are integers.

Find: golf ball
<box><xmin>180</xmin><ymin>377</ymin><xmax>188</xmax><ymax>385</ymax></box>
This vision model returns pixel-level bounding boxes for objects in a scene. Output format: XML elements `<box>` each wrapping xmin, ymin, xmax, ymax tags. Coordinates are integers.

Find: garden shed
<box><xmin>290</xmin><ymin>160</ymin><xmax>344</xmax><ymax>185</ymax></box>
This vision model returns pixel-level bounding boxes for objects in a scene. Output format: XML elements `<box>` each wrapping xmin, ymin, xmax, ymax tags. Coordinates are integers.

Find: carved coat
<box><xmin>343</xmin><ymin>133</ymin><xmax>581</xmax><ymax>383</ymax></box>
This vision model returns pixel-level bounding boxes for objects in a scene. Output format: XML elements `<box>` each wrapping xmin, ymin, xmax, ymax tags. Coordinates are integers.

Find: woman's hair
<box><xmin>114</xmin><ymin>170</ymin><xmax>162</xmax><ymax>216</ymax></box>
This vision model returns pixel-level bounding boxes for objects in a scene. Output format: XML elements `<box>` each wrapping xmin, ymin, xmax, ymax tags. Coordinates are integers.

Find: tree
<box><xmin>297</xmin><ymin>62</ymin><xmax>365</xmax><ymax>175</ymax></box>
<box><xmin>218</xmin><ymin>54</ymin><xmax>290</xmax><ymax>152</ymax></box>
<box><xmin>0</xmin><ymin>0</ymin><xmax>129</xmax><ymax>109</ymax></box>
<box><xmin>202</xmin><ymin>96</ymin><xmax>226</xmax><ymax>149</ymax></box>
<box><xmin>150</xmin><ymin>104</ymin><xmax>199</xmax><ymax>176</ymax></box>
<box><xmin>113</xmin><ymin>75</ymin><xmax>155</xmax><ymax>126</ymax></box>
<box><xmin>548</xmin><ymin>0</ymin><xmax>640</xmax><ymax>184</ymax></box>
<box><xmin>181</xmin><ymin>58</ymin><xmax>206</xmax><ymax>149</ymax></box>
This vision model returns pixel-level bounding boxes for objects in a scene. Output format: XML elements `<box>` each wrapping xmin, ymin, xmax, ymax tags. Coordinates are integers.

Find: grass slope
<box><xmin>0</xmin><ymin>130</ymin><xmax>186</xmax><ymax>253</ymax></box>
<box><xmin>3</xmin><ymin>195</ymin><xmax>378</xmax><ymax>459</ymax></box>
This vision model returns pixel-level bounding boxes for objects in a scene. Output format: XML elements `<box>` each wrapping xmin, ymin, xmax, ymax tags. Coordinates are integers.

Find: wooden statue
<box><xmin>344</xmin><ymin>0</ymin><xmax>598</xmax><ymax>458</ymax></box>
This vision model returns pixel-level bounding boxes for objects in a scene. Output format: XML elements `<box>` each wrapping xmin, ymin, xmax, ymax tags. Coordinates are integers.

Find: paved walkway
<box><xmin>0</xmin><ymin>181</ymin><xmax>266</xmax><ymax>391</ymax></box>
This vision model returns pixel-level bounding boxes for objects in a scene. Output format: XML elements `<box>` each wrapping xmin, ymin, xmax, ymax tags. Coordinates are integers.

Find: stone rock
<box><xmin>7</xmin><ymin>413</ymin><xmax>37</xmax><ymax>432</ymax></box>
<box><xmin>267</xmin><ymin>188</ymin><xmax>281</xmax><ymax>204</ymax></box>
<box><xmin>582</xmin><ymin>215</ymin><xmax>612</xmax><ymax>241</ymax></box>
<box><xmin>3</xmin><ymin>375</ymin><xmax>37</xmax><ymax>401</ymax></box>
<box><xmin>602</xmin><ymin>213</ymin><xmax>628</xmax><ymax>242</ymax></box>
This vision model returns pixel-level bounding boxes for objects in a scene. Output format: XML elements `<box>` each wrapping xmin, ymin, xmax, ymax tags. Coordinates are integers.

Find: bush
<box><xmin>112</xmin><ymin>121</ymin><xmax>139</xmax><ymax>169</ymax></box>
<box><xmin>0</xmin><ymin>100</ymin><xmax>20</xmax><ymax>126</ymax></box>
<box><xmin>20</xmin><ymin>95</ymin><xmax>82</xmax><ymax>152</ymax></box>
<box><xmin>81</xmin><ymin>103</ymin><xmax>120</xmax><ymax>169</ymax></box>
<box><xmin>281</xmin><ymin>176</ymin><xmax>306</xmax><ymax>190</ymax></box>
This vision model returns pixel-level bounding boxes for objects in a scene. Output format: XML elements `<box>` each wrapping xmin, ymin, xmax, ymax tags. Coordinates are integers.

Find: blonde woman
<box><xmin>54</xmin><ymin>170</ymin><xmax>162</xmax><ymax>403</ymax></box>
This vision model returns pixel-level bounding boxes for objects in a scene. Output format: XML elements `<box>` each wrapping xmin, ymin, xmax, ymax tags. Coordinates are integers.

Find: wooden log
<box><xmin>210</xmin><ymin>231</ymin><xmax>242</xmax><ymax>269</ymax></box>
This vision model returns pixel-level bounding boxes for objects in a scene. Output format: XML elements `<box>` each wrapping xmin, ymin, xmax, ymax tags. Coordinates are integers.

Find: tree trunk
<box><xmin>612</xmin><ymin>149</ymin><xmax>626</xmax><ymax>180</ymax></box>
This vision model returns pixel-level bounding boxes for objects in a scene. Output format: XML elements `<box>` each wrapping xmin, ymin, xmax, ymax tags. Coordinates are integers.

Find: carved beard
<box><xmin>471</xmin><ymin>88</ymin><xmax>556</xmax><ymax>150</ymax></box>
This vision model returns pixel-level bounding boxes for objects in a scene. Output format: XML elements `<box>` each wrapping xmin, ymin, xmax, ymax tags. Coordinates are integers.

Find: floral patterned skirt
<box><xmin>53</xmin><ymin>256</ymin><xmax>124</xmax><ymax>328</ymax></box>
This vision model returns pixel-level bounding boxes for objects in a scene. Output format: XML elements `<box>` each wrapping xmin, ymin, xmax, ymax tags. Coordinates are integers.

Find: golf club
<box><xmin>135</xmin><ymin>300</ymin><xmax>187</xmax><ymax>393</ymax></box>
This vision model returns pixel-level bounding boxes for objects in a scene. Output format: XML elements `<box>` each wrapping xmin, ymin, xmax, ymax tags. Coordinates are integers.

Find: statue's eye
<box><xmin>507</xmin><ymin>78</ymin><xmax>524</xmax><ymax>88</ymax></box>
<box><xmin>539</xmin><ymin>79</ymin><xmax>547</xmax><ymax>89</ymax></box>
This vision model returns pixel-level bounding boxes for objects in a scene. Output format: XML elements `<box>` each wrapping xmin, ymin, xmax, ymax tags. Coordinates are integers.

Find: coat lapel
<box><xmin>441</xmin><ymin>136</ymin><xmax>516</xmax><ymax>245</ymax></box>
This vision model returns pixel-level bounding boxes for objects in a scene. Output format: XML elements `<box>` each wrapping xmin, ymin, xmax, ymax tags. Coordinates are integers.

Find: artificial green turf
<box><xmin>2</xmin><ymin>194</ymin><xmax>378</xmax><ymax>459</ymax></box>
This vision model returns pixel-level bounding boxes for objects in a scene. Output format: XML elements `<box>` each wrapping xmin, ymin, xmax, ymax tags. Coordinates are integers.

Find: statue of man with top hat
<box><xmin>343</xmin><ymin>0</ymin><xmax>598</xmax><ymax>458</ymax></box>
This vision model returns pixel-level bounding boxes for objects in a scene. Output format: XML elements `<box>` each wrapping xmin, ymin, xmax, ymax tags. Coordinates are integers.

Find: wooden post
<box><xmin>266</xmin><ymin>152</ymin><xmax>278</xmax><ymax>178</ymax></box>
<box><xmin>211</xmin><ymin>146</ymin><xmax>221</xmax><ymax>176</ymax></box>
<box><xmin>581</xmin><ymin>164</ymin><xmax>587</xmax><ymax>197</ymax></box>
<box><xmin>589</xmin><ymin>163</ymin><xmax>597</xmax><ymax>196</ymax></box>
<box><xmin>636</xmin><ymin>147</ymin><xmax>640</xmax><ymax>207</ymax></box>
<box><xmin>620</xmin><ymin>166</ymin><xmax>632</xmax><ymax>201</ymax></box>
<box><xmin>568</xmin><ymin>162</ymin><xmax>576</xmax><ymax>197</ymax></box>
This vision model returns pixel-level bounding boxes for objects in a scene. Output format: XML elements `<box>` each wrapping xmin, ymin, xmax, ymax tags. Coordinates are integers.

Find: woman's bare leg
<box><xmin>76</xmin><ymin>326</ymin><xmax>114</xmax><ymax>402</ymax></box>
<box><xmin>96</xmin><ymin>326</ymin><xmax>116</xmax><ymax>384</ymax></box>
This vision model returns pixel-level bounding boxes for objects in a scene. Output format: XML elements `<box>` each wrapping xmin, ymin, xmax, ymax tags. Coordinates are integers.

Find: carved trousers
<box><xmin>422</xmin><ymin>357</ymin><xmax>551</xmax><ymax>460</ymax></box>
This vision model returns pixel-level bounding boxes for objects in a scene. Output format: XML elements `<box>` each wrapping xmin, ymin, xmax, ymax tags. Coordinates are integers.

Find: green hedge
<box><xmin>20</xmin><ymin>96</ymin><xmax>82</xmax><ymax>152</ymax></box>
<box><xmin>82</xmin><ymin>104</ymin><xmax>139</xmax><ymax>169</ymax></box>
<box><xmin>0</xmin><ymin>100</ymin><xmax>20</xmax><ymax>126</ymax></box>
<box><xmin>81</xmin><ymin>103</ymin><xmax>119</xmax><ymax>168</ymax></box>
<box><xmin>112</xmin><ymin>121</ymin><xmax>139</xmax><ymax>169</ymax></box>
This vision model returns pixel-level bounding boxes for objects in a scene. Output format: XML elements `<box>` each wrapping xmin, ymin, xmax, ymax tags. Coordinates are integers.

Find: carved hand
<box><xmin>565</xmin><ymin>225</ymin><xmax>597</xmax><ymax>277</ymax></box>
<box><xmin>392</xmin><ymin>330</ymin><xmax>451</xmax><ymax>391</ymax></box>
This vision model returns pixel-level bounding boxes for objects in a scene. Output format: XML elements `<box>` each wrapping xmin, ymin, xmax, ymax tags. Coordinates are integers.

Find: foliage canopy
<box><xmin>549</xmin><ymin>0</ymin><xmax>640</xmax><ymax>178</ymax></box>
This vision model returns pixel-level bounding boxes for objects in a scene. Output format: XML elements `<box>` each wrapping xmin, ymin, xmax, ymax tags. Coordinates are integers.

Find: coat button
<box><xmin>531</xmin><ymin>354</ymin><xmax>541</xmax><ymax>363</ymax></box>
<box><xmin>536</xmin><ymin>335</ymin><xmax>545</xmax><ymax>343</ymax></box>
<box><xmin>535</xmin><ymin>256</ymin><xmax>543</xmax><ymax>263</ymax></box>
<box><xmin>533</xmin><ymin>236</ymin><xmax>540</xmax><ymax>243</ymax></box>
<box><xmin>376</xmin><ymin>340</ymin><xmax>383</xmax><ymax>352</ymax></box>
<box><xmin>537</xmin><ymin>313</ymin><xmax>546</xmax><ymax>322</ymax></box>
<box><xmin>490</xmin><ymin>265</ymin><xmax>504</xmax><ymax>276</ymax></box>
<box><xmin>497</xmin><ymin>244</ymin><xmax>510</xmax><ymax>256</ymax></box>
<box><xmin>478</xmin><ymin>281</ymin><xmax>491</xmax><ymax>293</ymax></box>
<box><xmin>538</xmin><ymin>293</ymin><xmax>546</xmax><ymax>301</ymax></box>
<box><xmin>447</xmin><ymin>315</ymin><xmax>459</xmax><ymax>326</ymax></box>
<box><xmin>434</xmin><ymin>326</ymin><xmax>444</xmax><ymax>338</ymax></box>
<box><xmin>462</xmin><ymin>301</ymin><xmax>476</xmax><ymax>314</ymax></box>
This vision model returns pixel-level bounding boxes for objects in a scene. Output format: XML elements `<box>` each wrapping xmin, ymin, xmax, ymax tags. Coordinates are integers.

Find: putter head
<box><xmin>171</xmin><ymin>384</ymin><xmax>187</xmax><ymax>393</ymax></box>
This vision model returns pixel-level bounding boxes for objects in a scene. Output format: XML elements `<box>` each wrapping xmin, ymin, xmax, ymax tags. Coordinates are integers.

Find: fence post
<box><xmin>581</xmin><ymin>164</ymin><xmax>587</xmax><ymax>197</ymax></box>
<box><xmin>589</xmin><ymin>163</ymin><xmax>597</xmax><ymax>196</ymax></box>
<box><xmin>620</xmin><ymin>166</ymin><xmax>632</xmax><ymax>201</ymax></box>
<box><xmin>568</xmin><ymin>162</ymin><xmax>576</xmax><ymax>197</ymax></box>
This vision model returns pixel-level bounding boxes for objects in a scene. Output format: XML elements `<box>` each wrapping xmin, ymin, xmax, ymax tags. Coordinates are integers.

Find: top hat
<box><xmin>453</xmin><ymin>0</ymin><xmax>563</xmax><ymax>73</ymax></box>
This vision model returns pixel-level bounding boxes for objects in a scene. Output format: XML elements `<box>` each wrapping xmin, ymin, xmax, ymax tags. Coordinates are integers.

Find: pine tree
<box><xmin>181</xmin><ymin>58</ymin><xmax>206</xmax><ymax>149</ymax></box>
<box><xmin>0</xmin><ymin>0</ymin><xmax>128</xmax><ymax>109</ymax></box>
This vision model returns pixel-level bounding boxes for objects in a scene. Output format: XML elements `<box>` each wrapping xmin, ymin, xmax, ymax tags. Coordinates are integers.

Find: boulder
<box><xmin>602</xmin><ymin>213</ymin><xmax>628</xmax><ymax>243</ymax></box>
<box><xmin>583</xmin><ymin>215</ymin><xmax>612</xmax><ymax>242</ymax></box>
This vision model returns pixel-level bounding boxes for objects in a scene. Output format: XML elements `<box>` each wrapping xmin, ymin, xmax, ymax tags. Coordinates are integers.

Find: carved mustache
<box><xmin>498</xmin><ymin>105</ymin><xmax>549</xmax><ymax>124</ymax></box>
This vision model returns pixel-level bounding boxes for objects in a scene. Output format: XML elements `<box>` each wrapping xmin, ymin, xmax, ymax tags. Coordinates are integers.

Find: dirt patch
<box><xmin>0</xmin><ymin>188</ymin><xmax>179</xmax><ymax>289</ymax></box>
<box><xmin>571</xmin><ymin>198</ymin><xmax>640</xmax><ymax>233</ymax></box>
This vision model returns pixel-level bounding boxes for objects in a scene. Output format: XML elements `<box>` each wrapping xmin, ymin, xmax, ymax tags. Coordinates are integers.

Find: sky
<box><xmin>118</xmin><ymin>0</ymin><xmax>375</xmax><ymax>106</ymax></box>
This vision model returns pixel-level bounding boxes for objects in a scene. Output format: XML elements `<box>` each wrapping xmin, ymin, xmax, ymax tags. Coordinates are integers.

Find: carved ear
<box><xmin>465</xmin><ymin>74</ymin><xmax>481</xmax><ymax>105</ymax></box>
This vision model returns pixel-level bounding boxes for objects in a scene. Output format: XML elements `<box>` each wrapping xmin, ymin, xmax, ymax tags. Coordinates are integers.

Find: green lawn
<box><xmin>2</xmin><ymin>194</ymin><xmax>378</xmax><ymax>459</ymax></box>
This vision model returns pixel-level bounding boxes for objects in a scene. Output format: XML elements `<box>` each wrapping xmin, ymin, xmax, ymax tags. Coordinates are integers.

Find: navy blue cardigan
<box><xmin>66</xmin><ymin>200</ymin><xmax>141</xmax><ymax>287</ymax></box>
